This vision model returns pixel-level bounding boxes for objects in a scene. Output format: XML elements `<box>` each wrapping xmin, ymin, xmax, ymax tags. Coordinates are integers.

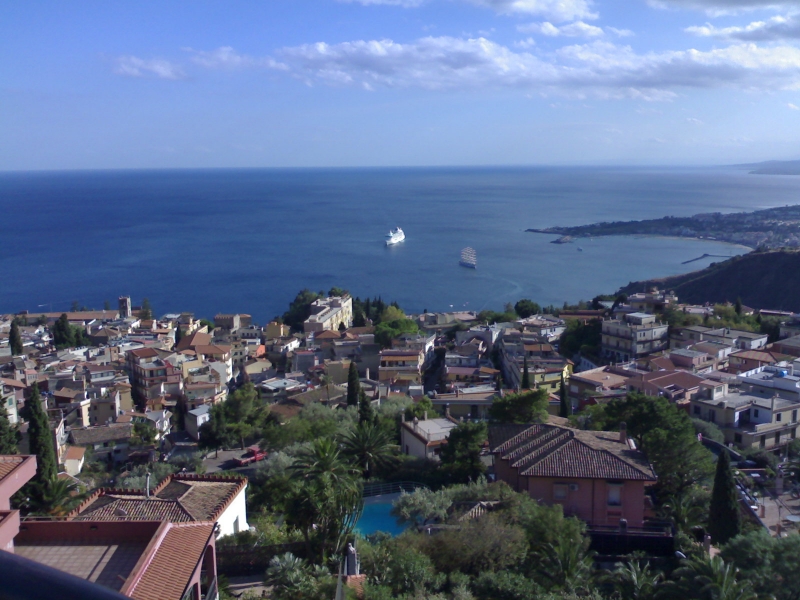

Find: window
<box><xmin>760</xmin><ymin>435</ymin><xmax>766</xmax><ymax>449</ymax></box>
<box><xmin>734</xmin><ymin>433</ymin><xmax>742</xmax><ymax>444</ymax></box>
<box><xmin>775</xmin><ymin>432</ymin><xmax>781</xmax><ymax>445</ymax></box>
<box><xmin>607</xmin><ymin>483</ymin><xmax>623</xmax><ymax>507</ymax></box>
<box><xmin>777</xmin><ymin>413</ymin><xmax>782</xmax><ymax>422</ymax></box>
<box><xmin>794</xmin><ymin>410</ymin><xmax>798</xmax><ymax>423</ymax></box>
<box><xmin>693</xmin><ymin>406</ymin><xmax>701</xmax><ymax>415</ymax></box>
<box><xmin>754</xmin><ymin>409</ymin><xmax>760</xmax><ymax>418</ymax></box>
<box><xmin>553</xmin><ymin>484</ymin><xmax>568</xmax><ymax>500</ymax></box>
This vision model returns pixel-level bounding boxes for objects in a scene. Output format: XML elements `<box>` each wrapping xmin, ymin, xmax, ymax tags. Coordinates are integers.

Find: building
<box><xmin>689</xmin><ymin>379</ymin><xmax>800</xmax><ymax>452</ymax></box>
<box><xmin>601</xmin><ymin>313</ymin><xmax>669</xmax><ymax>363</ymax></box>
<box><xmin>125</xmin><ymin>348</ymin><xmax>183</xmax><ymax>404</ymax></box>
<box><xmin>303</xmin><ymin>295</ymin><xmax>353</xmax><ymax>334</ymax></box>
<box><xmin>400</xmin><ymin>415</ymin><xmax>458</xmax><ymax>460</ymax></box>
<box><xmin>186</xmin><ymin>404</ymin><xmax>211</xmax><ymax>441</ymax></box>
<box><xmin>489</xmin><ymin>423</ymin><xmax>656</xmax><ymax>527</ymax></box>
<box><xmin>72</xmin><ymin>472</ymin><xmax>249</xmax><ymax>537</ymax></box>
<box><xmin>671</xmin><ymin>325</ymin><xmax>768</xmax><ymax>351</ymax></box>
<box><xmin>378</xmin><ymin>349</ymin><xmax>425</xmax><ymax>388</ymax></box>
<box><xmin>625</xmin><ymin>370</ymin><xmax>708</xmax><ymax>405</ymax></box>
<box><xmin>0</xmin><ymin>454</ymin><xmax>219</xmax><ymax>600</ymax></box>
<box><xmin>567</xmin><ymin>366</ymin><xmax>629</xmax><ymax>409</ymax></box>
<box><xmin>118</xmin><ymin>296</ymin><xmax>132</xmax><ymax>318</ymax></box>
<box><xmin>626</xmin><ymin>289</ymin><xmax>678</xmax><ymax>313</ymax></box>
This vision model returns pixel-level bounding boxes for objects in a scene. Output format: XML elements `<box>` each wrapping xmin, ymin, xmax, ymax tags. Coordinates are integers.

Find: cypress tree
<box><xmin>0</xmin><ymin>403</ymin><xmax>19</xmax><ymax>454</ymax></box>
<box><xmin>521</xmin><ymin>356</ymin><xmax>530</xmax><ymax>389</ymax></box>
<box><xmin>735</xmin><ymin>297</ymin><xmax>743</xmax><ymax>316</ymax></box>
<box><xmin>346</xmin><ymin>361</ymin><xmax>360</xmax><ymax>407</ymax></box>
<box><xmin>559</xmin><ymin>373</ymin><xmax>570</xmax><ymax>418</ymax></box>
<box><xmin>140</xmin><ymin>298</ymin><xmax>153</xmax><ymax>321</ymax></box>
<box><xmin>174</xmin><ymin>324</ymin><xmax>183</xmax><ymax>348</ymax></box>
<box><xmin>708</xmin><ymin>450</ymin><xmax>741</xmax><ymax>545</ymax></box>
<box><xmin>26</xmin><ymin>384</ymin><xmax>57</xmax><ymax>483</ymax></box>
<box><xmin>9</xmin><ymin>321</ymin><xmax>23</xmax><ymax>356</ymax></box>
<box><xmin>358</xmin><ymin>389</ymin><xmax>375</xmax><ymax>425</ymax></box>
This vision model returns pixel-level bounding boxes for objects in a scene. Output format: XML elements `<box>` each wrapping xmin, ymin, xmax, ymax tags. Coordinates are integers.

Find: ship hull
<box><xmin>459</xmin><ymin>260</ymin><xmax>477</xmax><ymax>269</ymax></box>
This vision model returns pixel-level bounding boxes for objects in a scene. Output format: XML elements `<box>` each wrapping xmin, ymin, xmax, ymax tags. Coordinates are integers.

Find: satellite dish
<box><xmin>114</xmin><ymin>507</ymin><xmax>128</xmax><ymax>517</ymax></box>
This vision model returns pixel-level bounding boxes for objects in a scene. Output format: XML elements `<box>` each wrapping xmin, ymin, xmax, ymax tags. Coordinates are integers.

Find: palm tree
<box><xmin>31</xmin><ymin>477</ymin><xmax>86</xmax><ymax>517</ymax></box>
<box><xmin>537</xmin><ymin>538</ymin><xmax>594</xmax><ymax>594</ymax></box>
<box><xmin>614</xmin><ymin>559</ymin><xmax>662</xmax><ymax>600</ymax></box>
<box><xmin>657</xmin><ymin>555</ymin><xmax>757</xmax><ymax>600</ymax></box>
<box><xmin>290</xmin><ymin>438</ymin><xmax>359</xmax><ymax>487</ymax></box>
<box><xmin>319</xmin><ymin>374</ymin><xmax>332</xmax><ymax>404</ymax></box>
<box><xmin>341</xmin><ymin>422</ymin><xmax>397</xmax><ymax>478</ymax></box>
<box><xmin>658</xmin><ymin>494</ymin><xmax>705</xmax><ymax>534</ymax></box>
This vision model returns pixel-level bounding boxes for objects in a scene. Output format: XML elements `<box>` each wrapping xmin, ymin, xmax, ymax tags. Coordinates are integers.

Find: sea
<box><xmin>2</xmin><ymin>166</ymin><xmax>800</xmax><ymax>324</ymax></box>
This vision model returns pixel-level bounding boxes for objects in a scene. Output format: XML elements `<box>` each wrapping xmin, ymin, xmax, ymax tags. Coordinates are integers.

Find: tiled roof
<box><xmin>73</xmin><ymin>473</ymin><xmax>246</xmax><ymax>523</ymax></box>
<box><xmin>0</xmin><ymin>455</ymin><xmax>25</xmax><ymax>479</ymax></box>
<box><xmin>70</xmin><ymin>423</ymin><xmax>133</xmax><ymax>445</ymax></box>
<box><xmin>126</xmin><ymin>522</ymin><xmax>214</xmax><ymax>600</ymax></box>
<box><xmin>489</xmin><ymin>424</ymin><xmax>656</xmax><ymax>481</ymax></box>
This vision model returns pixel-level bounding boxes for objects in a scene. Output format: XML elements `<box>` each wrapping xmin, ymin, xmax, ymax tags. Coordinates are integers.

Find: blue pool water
<box><xmin>356</xmin><ymin>501</ymin><xmax>407</xmax><ymax>537</ymax></box>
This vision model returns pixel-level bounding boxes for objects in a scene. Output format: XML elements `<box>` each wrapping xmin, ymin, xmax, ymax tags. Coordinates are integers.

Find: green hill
<box><xmin>617</xmin><ymin>249</ymin><xmax>800</xmax><ymax>312</ymax></box>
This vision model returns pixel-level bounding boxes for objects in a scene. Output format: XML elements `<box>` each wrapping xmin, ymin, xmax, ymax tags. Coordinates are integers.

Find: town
<box><xmin>1</xmin><ymin>287</ymin><xmax>800</xmax><ymax>600</ymax></box>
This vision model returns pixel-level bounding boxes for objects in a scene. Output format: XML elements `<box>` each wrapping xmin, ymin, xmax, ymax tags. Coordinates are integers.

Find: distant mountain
<box><xmin>617</xmin><ymin>249</ymin><xmax>800</xmax><ymax>312</ymax></box>
<box><xmin>732</xmin><ymin>159</ymin><xmax>800</xmax><ymax>175</ymax></box>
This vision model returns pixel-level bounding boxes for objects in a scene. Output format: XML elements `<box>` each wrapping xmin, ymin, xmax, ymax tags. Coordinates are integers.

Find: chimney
<box><xmin>400</xmin><ymin>412</ymin><xmax>405</xmax><ymax>423</ymax></box>
<box><xmin>423</xmin><ymin>411</ymin><xmax>427</xmax><ymax>421</ymax></box>
<box><xmin>619</xmin><ymin>422</ymin><xmax>627</xmax><ymax>444</ymax></box>
<box><xmin>445</xmin><ymin>403</ymin><xmax>451</xmax><ymax>418</ymax></box>
<box><xmin>145</xmin><ymin>472</ymin><xmax>151</xmax><ymax>499</ymax></box>
<box><xmin>365</xmin><ymin>367</ymin><xmax>370</xmax><ymax>380</ymax></box>
<box><xmin>772</xmin><ymin>394</ymin><xmax>778</xmax><ymax>413</ymax></box>
<box><xmin>413</xmin><ymin>417</ymin><xmax>419</xmax><ymax>433</ymax></box>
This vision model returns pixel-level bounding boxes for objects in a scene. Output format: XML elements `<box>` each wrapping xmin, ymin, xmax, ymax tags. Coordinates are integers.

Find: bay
<box><xmin>1</xmin><ymin>166</ymin><xmax>798</xmax><ymax>323</ymax></box>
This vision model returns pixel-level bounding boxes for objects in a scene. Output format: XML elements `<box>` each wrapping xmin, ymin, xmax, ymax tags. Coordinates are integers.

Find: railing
<box><xmin>362</xmin><ymin>481</ymin><xmax>429</xmax><ymax>498</ymax></box>
<box><xmin>0</xmin><ymin>548</ymin><xmax>130</xmax><ymax>600</ymax></box>
<box><xmin>202</xmin><ymin>576</ymin><xmax>218</xmax><ymax>600</ymax></box>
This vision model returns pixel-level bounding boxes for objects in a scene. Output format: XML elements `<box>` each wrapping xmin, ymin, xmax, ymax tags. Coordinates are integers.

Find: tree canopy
<box><xmin>489</xmin><ymin>389</ymin><xmax>549</xmax><ymax>424</ymax></box>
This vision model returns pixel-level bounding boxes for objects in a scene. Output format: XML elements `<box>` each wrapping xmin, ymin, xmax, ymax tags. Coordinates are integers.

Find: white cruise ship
<box><xmin>385</xmin><ymin>227</ymin><xmax>405</xmax><ymax>246</ymax></box>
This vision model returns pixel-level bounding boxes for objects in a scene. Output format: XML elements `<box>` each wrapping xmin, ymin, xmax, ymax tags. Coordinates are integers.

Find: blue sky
<box><xmin>3</xmin><ymin>0</ymin><xmax>800</xmax><ymax>169</ymax></box>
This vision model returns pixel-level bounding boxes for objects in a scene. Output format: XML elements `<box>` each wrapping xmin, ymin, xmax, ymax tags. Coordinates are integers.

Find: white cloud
<box><xmin>114</xmin><ymin>56</ymin><xmax>185</xmax><ymax>80</ymax></box>
<box><xmin>647</xmin><ymin>0</ymin><xmax>798</xmax><ymax>16</ymax></box>
<box><xmin>519</xmin><ymin>20</ymin><xmax>604</xmax><ymax>36</ymax></box>
<box><xmin>514</xmin><ymin>37</ymin><xmax>538</xmax><ymax>48</ymax></box>
<box><xmin>465</xmin><ymin>0</ymin><xmax>597</xmax><ymax>20</ymax></box>
<box><xmin>186</xmin><ymin>46</ymin><xmax>288</xmax><ymax>70</ymax></box>
<box><xmin>274</xmin><ymin>37</ymin><xmax>800</xmax><ymax>100</ymax></box>
<box><xmin>686</xmin><ymin>15</ymin><xmax>800</xmax><ymax>41</ymax></box>
<box><xmin>789</xmin><ymin>102</ymin><xmax>800</xmax><ymax>109</ymax></box>
<box><xmin>338</xmin><ymin>0</ymin><xmax>596</xmax><ymax>21</ymax></box>
<box><xmin>607</xmin><ymin>27</ymin><xmax>634</xmax><ymax>37</ymax></box>
<box><xmin>686</xmin><ymin>117</ymin><xmax>704</xmax><ymax>123</ymax></box>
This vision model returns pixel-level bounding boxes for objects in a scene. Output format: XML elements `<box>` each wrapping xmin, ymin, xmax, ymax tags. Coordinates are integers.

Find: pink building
<box><xmin>489</xmin><ymin>423</ymin><xmax>656</xmax><ymax>527</ymax></box>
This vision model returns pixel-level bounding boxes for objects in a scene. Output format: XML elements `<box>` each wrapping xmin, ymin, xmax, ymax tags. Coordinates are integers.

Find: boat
<box><xmin>459</xmin><ymin>247</ymin><xmax>477</xmax><ymax>269</ymax></box>
<box><xmin>577</xmin><ymin>246</ymin><xmax>583</xmax><ymax>252</ymax></box>
<box><xmin>385</xmin><ymin>227</ymin><xmax>405</xmax><ymax>246</ymax></box>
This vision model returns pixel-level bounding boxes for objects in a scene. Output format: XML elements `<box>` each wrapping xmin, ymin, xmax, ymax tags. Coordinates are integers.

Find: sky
<box><xmin>3</xmin><ymin>0</ymin><xmax>800</xmax><ymax>169</ymax></box>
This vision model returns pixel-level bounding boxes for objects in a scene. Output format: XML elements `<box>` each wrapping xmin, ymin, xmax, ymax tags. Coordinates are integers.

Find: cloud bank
<box><xmin>338</xmin><ymin>0</ymin><xmax>596</xmax><ymax>21</ymax></box>
<box><xmin>686</xmin><ymin>15</ymin><xmax>800</xmax><ymax>41</ymax></box>
<box><xmin>114</xmin><ymin>56</ymin><xmax>185</xmax><ymax>79</ymax></box>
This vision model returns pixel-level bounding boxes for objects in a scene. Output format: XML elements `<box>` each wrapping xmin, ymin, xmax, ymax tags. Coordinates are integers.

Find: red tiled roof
<box><xmin>129</xmin><ymin>348</ymin><xmax>160</xmax><ymax>359</ymax></box>
<box><xmin>126</xmin><ymin>522</ymin><xmax>214</xmax><ymax>600</ymax></box>
<box><xmin>489</xmin><ymin>424</ymin><xmax>655</xmax><ymax>481</ymax></box>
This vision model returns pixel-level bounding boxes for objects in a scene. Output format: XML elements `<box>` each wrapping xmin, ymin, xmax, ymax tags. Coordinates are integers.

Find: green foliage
<box><xmin>476</xmin><ymin>309</ymin><xmax>518</xmax><ymax>325</ymax></box>
<box><xmin>657</xmin><ymin>555</ymin><xmax>757</xmax><ymax>600</ymax></box>
<box><xmin>392</xmin><ymin>487</ymin><xmax>454</xmax><ymax>528</ymax></box>
<box><xmin>558</xmin><ymin>319</ymin><xmax>602</xmax><ymax>361</ymax></box>
<box><xmin>691</xmin><ymin>418</ymin><xmax>725</xmax><ymax>443</ymax></box>
<box><xmin>405</xmin><ymin>396</ymin><xmax>434</xmax><ymax>421</ymax></box>
<box><xmin>721</xmin><ymin>531</ymin><xmax>800</xmax><ymax>600</ymax></box>
<box><xmin>0</xmin><ymin>403</ymin><xmax>19</xmax><ymax>454</ymax></box>
<box><xmin>612</xmin><ymin>558</ymin><xmax>662</xmax><ymax>600</ymax></box>
<box><xmin>591</xmin><ymin>393</ymin><xmax>714</xmax><ymax>500</ymax></box>
<box><xmin>26</xmin><ymin>384</ymin><xmax>57</xmax><ymax>483</ymax></box>
<box><xmin>140</xmin><ymin>298</ymin><xmax>153</xmax><ymax>320</ymax></box>
<box><xmin>9</xmin><ymin>321</ymin><xmax>23</xmax><ymax>355</ymax></box>
<box><xmin>559</xmin><ymin>373</ymin><xmax>569</xmax><ymax>418</ymax></box>
<box><xmin>341</xmin><ymin>421</ymin><xmax>397</xmax><ymax>478</ymax></box>
<box><xmin>471</xmin><ymin>571</ymin><xmax>542</xmax><ymax>600</ymax></box>
<box><xmin>199</xmin><ymin>403</ymin><xmax>234</xmax><ymax>454</ymax></box>
<box><xmin>488</xmin><ymin>389</ymin><xmax>549</xmax><ymax>424</ymax></box>
<box><xmin>117</xmin><ymin>462</ymin><xmax>178</xmax><ymax>489</ymax></box>
<box><xmin>264</xmin><ymin>552</ymin><xmax>336</xmax><ymax>600</ymax></box>
<box><xmin>708</xmin><ymin>451</ymin><xmax>741</xmax><ymax>546</ymax></box>
<box><xmin>514</xmin><ymin>299</ymin><xmax>541</xmax><ymax>319</ymax></box>
<box><xmin>439</xmin><ymin>421</ymin><xmax>487</xmax><ymax>483</ymax></box>
<box><xmin>521</xmin><ymin>356</ymin><xmax>530</xmax><ymax>389</ymax></box>
<box><xmin>374</xmin><ymin>311</ymin><xmax>419</xmax><ymax>348</ymax></box>
<box><xmin>281</xmin><ymin>289</ymin><xmax>323</xmax><ymax>331</ymax></box>
<box><xmin>358</xmin><ymin>389</ymin><xmax>375</xmax><ymax>425</ymax></box>
<box><xmin>51</xmin><ymin>313</ymin><xmax>89</xmax><ymax>349</ymax></box>
<box><xmin>346</xmin><ymin>361</ymin><xmax>360</xmax><ymax>407</ymax></box>
<box><xmin>131</xmin><ymin>421</ymin><xmax>156</xmax><ymax>446</ymax></box>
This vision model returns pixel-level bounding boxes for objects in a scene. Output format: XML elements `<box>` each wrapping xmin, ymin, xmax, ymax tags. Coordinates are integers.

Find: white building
<box><xmin>400</xmin><ymin>415</ymin><xmax>458</xmax><ymax>461</ymax></box>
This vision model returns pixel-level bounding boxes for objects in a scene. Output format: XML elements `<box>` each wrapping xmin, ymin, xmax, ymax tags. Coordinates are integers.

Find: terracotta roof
<box><xmin>73</xmin><ymin>473</ymin><xmax>246</xmax><ymax>523</ymax></box>
<box><xmin>70</xmin><ymin>423</ymin><xmax>133</xmax><ymax>445</ymax></box>
<box><xmin>314</xmin><ymin>330</ymin><xmax>342</xmax><ymax>340</ymax></box>
<box><xmin>0</xmin><ymin>378</ymin><xmax>26</xmax><ymax>389</ymax></box>
<box><xmin>126</xmin><ymin>522</ymin><xmax>214</xmax><ymax>600</ymax></box>
<box><xmin>129</xmin><ymin>348</ymin><xmax>160</xmax><ymax>359</ymax></box>
<box><xmin>194</xmin><ymin>344</ymin><xmax>231</xmax><ymax>355</ymax></box>
<box><xmin>176</xmin><ymin>331</ymin><xmax>212</xmax><ymax>352</ymax></box>
<box><xmin>0</xmin><ymin>455</ymin><xmax>25</xmax><ymax>480</ymax></box>
<box><xmin>64</xmin><ymin>446</ymin><xmax>86</xmax><ymax>461</ymax></box>
<box><xmin>489</xmin><ymin>424</ymin><xmax>656</xmax><ymax>481</ymax></box>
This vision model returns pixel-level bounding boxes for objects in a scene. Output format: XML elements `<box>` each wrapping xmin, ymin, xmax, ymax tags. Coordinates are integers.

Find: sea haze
<box><xmin>2</xmin><ymin>166</ymin><xmax>799</xmax><ymax>323</ymax></box>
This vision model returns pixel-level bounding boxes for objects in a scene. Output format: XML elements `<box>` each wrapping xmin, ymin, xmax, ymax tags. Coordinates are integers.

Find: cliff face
<box><xmin>617</xmin><ymin>249</ymin><xmax>800</xmax><ymax>312</ymax></box>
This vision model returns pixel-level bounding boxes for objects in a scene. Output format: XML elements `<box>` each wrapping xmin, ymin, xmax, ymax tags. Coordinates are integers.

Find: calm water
<box><xmin>356</xmin><ymin>499</ymin><xmax>406</xmax><ymax>537</ymax></box>
<box><xmin>2</xmin><ymin>166</ymin><xmax>799</xmax><ymax>322</ymax></box>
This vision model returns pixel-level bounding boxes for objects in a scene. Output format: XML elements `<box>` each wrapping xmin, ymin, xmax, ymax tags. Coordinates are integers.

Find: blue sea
<box><xmin>2</xmin><ymin>166</ymin><xmax>800</xmax><ymax>323</ymax></box>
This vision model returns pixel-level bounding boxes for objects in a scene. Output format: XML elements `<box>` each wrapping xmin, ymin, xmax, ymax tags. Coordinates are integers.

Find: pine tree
<box><xmin>559</xmin><ymin>373</ymin><xmax>570</xmax><ymax>418</ymax></box>
<box><xmin>26</xmin><ymin>384</ymin><xmax>57</xmax><ymax>484</ymax></box>
<box><xmin>358</xmin><ymin>389</ymin><xmax>375</xmax><ymax>425</ymax></box>
<box><xmin>174</xmin><ymin>324</ymin><xmax>183</xmax><ymax>348</ymax></box>
<box><xmin>735</xmin><ymin>297</ymin><xmax>743</xmax><ymax>316</ymax></box>
<box><xmin>346</xmin><ymin>362</ymin><xmax>360</xmax><ymax>407</ymax></box>
<box><xmin>0</xmin><ymin>403</ymin><xmax>19</xmax><ymax>454</ymax></box>
<box><xmin>9</xmin><ymin>321</ymin><xmax>23</xmax><ymax>356</ymax></box>
<box><xmin>708</xmin><ymin>450</ymin><xmax>741</xmax><ymax>545</ymax></box>
<box><xmin>140</xmin><ymin>298</ymin><xmax>153</xmax><ymax>321</ymax></box>
<box><xmin>521</xmin><ymin>355</ymin><xmax>530</xmax><ymax>389</ymax></box>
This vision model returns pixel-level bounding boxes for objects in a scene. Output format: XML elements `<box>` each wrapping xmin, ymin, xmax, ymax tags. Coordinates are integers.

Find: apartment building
<box><xmin>601</xmin><ymin>313</ymin><xmax>669</xmax><ymax>363</ymax></box>
<box><xmin>303</xmin><ymin>295</ymin><xmax>353</xmax><ymax>333</ymax></box>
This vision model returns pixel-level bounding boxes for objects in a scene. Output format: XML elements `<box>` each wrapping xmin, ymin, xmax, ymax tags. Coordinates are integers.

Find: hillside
<box><xmin>617</xmin><ymin>249</ymin><xmax>800</xmax><ymax>312</ymax></box>
<box><xmin>733</xmin><ymin>159</ymin><xmax>800</xmax><ymax>175</ymax></box>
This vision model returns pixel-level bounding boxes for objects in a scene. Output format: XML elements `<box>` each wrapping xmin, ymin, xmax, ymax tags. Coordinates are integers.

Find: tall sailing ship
<box><xmin>459</xmin><ymin>247</ymin><xmax>477</xmax><ymax>269</ymax></box>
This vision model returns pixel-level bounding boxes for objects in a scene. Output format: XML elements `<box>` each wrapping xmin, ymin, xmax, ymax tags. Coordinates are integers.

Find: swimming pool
<box><xmin>356</xmin><ymin>495</ymin><xmax>407</xmax><ymax>537</ymax></box>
